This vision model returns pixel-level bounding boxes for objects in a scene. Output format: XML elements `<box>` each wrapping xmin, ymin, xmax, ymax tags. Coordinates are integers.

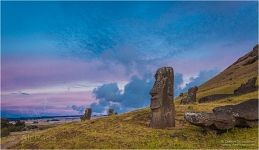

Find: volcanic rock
<box><xmin>181</xmin><ymin>86</ymin><xmax>198</xmax><ymax>104</ymax></box>
<box><xmin>234</xmin><ymin>77</ymin><xmax>257</xmax><ymax>95</ymax></box>
<box><xmin>81</xmin><ymin>108</ymin><xmax>92</xmax><ymax>121</ymax></box>
<box><xmin>184</xmin><ymin>99</ymin><xmax>258</xmax><ymax>131</ymax></box>
<box><xmin>198</xmin><ymin>94</ymin><xmax>233</xmax><ymax>103</ymax></box>
<box><xmin>108</xmin><ymin>108</ymin><xmax>115</xmax><ymax>116</ymax></box>
<box><xmin>150</xmin><ymin>67</ymin><xmax>175</xmax><ymax>128</ymax></box>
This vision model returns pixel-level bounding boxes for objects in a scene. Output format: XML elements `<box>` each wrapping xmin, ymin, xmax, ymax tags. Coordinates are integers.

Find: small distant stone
<box><xmin>81</xmin><ymin>108</ymin><xmax>92</xmax><ymax>121</ymax></box>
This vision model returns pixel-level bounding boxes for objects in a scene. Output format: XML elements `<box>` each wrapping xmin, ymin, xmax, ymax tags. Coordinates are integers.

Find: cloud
<box><xmin>174</xmin><ymin>73</ymin><xmax>184</xmax><ymax>97</ymax></box>
<box><xmin>90</xmin><ymin>68</ymin><xmax>219</xmax><ymax>114</ymax></box>
<box><xmin>91</xmin><ymin>75</ymin><xmax>154</xmax><ymax>114</ymax></box>
<box><xmin>93</xmin><ymin>83</ymin><xmax>120</xmax><ymax>102</ymax></box>
<box><xmin>71</xmin><ymin>105</ymin><xmax>85</xmax><ymax>113</ymax></box>
<box><xmin>182</xmin><ymin>68</ymin><xmax>219</xmax><ymax>92</ymax></box>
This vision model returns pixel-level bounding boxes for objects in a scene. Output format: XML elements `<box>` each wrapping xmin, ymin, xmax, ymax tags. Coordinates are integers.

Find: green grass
<box><xmin>6</xmin><ymin>91</ymin><xmax>257</xmax><ymax>149</ymax></box>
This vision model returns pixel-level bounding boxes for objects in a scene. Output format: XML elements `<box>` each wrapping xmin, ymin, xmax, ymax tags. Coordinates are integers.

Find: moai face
<box><xmin>150</xmin><ymin>67</ymin><xmax>175</xmax><ymax>128</ymax></box>
<box><xmin>150</xmin><ymin>67</ymin><xmax>174</xmax><ymax>110</ymax></box>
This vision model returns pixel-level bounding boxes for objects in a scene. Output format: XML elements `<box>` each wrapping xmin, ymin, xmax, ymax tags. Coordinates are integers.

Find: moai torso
<box><xmin>150</xmin><ymin>67</ymin><xmax>175</xmax><ymax>128</ymax></box>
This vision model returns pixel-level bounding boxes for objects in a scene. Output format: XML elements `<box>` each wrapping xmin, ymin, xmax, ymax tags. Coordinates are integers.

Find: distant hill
<box><xmin>196</xmin><ymin>44</ymin><xmax>258</xmax><ymax>99</ymax></box>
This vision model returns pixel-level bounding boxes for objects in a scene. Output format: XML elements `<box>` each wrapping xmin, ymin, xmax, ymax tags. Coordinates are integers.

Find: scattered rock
<box><xmin>243</xmin><ymin>55</ymin><xmax>258</xmax><ymax>66</ymax></box>
<box><xmin>231</xmin><ymin>44</ymin><xmax>258</xmax><ymax>66</ymax></box>
<box><xmin>181</xmin><ymin>86</ymin><xmax>198</xmax><ymax>104</ymax></box>
<box><xmin>150</xmin><ymin>67</ymin><xmax>175</xmax><ymax>128</ymax></box>
<box><xmin>198</xmin><ymin>94</ymin><xmax>233</xmax><ymax>103</ymax></box>
<box><xmin>170</xmin><ymin>133</ymin><xmax>187</xmax><ymax>140</ymax></box>
<box><xmin>81</xmin><ymin>108</ymin><xmax>92</xmax><ymax>121</ymax></box>
<box><xmin>234</xmin><ymin>77</ymin><xmax>257</xmax><ymax>95</ymax></box>
<box><xmin>184</xmin><ymin>99</ymin><xmax>258</xmax><ymax>131</ymax></box>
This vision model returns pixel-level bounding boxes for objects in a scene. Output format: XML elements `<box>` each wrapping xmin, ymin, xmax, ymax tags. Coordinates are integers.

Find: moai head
<box><xmin>188</xmin><ymin>86</ymin><xmax>198</xmax><ymax>95</ymax></box>
<box><xmin>247</xmin><ymin>77</ymin><xmax>257</xmax><ymax>87</ymax></box>
<box><xmin>187</xmin><ymin>86</ymin><xmax>198</xmax><ymax>103</ymax></box>
<box><xmin>179</xmin><ymin>93</ymin><xmax>184</xmax><ymax>97</ymax></box>
<box><xmin>150</xmin><ymin>67</ymin><xmax>175</xmax><ymax>128</ymax></box>
<box><xmin>108</xmin><ymin>108</ymin><xmax>114</xmax><ymax>116</ymax></box>
<box><xmin>81</xmin><ymin>108</ymin><xmax>92</xmax><ymax>121</ymax></box>
<box><xmin>150</xmin><ymin>67</ymin><xmax>174</xmax><ymax>110</ymax></box>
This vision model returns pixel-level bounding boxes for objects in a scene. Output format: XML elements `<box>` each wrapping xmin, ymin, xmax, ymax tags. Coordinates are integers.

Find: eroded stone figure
<box><xmin>184</xmin><ymin>99</ymin><xmax>258</xmax><ymax>131</ymax></box>
<box><xmin>180</xmin><ymin>86</ymin><xmax>198</xmax><ymax>104</ymax></box>
<box><xmin>234</xmin><ymin>77</ymin><xmax>257</xmax><ymax>95</ymax></box>
<box><xmin>81</xmin><ymin>108</ymin><xmax>92</xmax><ymax>121</ymax></box>
<box><xmin>108</xmin><ymin>108</ymin><xmax>114</xmax><ymax>116</ymax></box>
<box><xmin>186</xmin><ymin>86</ymin><xmax>198</xmax><ymax>103</ymax></box>
<box><xmin>150</xmin><ymin>67</ymin><xmax>175</xmax><ymax>128</ymax></box>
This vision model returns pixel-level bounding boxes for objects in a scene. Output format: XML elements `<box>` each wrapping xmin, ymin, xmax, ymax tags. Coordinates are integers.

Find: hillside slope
<box><xmin>1</xmin><ymin>45</ymin><xmax>258</xmax><ymax>149</ymax></box>
<box><xmin>196</xmin><ymin>44</ymin><xmax>258</xmax><ymax>99</ymax></box>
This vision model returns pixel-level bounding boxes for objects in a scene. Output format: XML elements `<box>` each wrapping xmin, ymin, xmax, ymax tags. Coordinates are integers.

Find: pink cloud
<box><xmin>1</xmin><ymin>56</ymin><xmax>129</xmax><ymax>91</ymax></box>
<box><xmin>1</xmin><ymin>91</ymin><xmax>96</xmax><ymax>116</ymax></box>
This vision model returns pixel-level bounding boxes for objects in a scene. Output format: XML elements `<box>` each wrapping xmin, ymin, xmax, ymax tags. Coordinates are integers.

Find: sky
<box><xmin>1</xmin><ymin>1</ymin><xmax>258</xmax><ymax>118</ymax></box>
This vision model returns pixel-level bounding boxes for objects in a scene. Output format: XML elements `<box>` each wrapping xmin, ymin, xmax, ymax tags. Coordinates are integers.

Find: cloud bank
<box><xmin>89</xmin><ymin>68</ymin><xmax>219</xmax><ymax>114</ymax></box>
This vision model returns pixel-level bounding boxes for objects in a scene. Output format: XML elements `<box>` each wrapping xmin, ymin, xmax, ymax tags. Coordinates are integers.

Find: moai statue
<box><xmin>179</xmin><ymin>93</ymin><xmax>184</xmax><ymax>97</ymax></box>
<box><xmin>150</xmin><ymin>67</ymin><xmax>175</xmax><ymax>128</ymax></box>
<box><xmin>108</xmin><ymin>108</ymin><xmax>114</xmax><ymax>116</ymax></box>
<box><xmin>80</xmin><ymin>108</ymin><xmax>92</xmax><ymax>121</ymax></box>
<box><xmin>234</xmin><ymin>77</ymin><xmax>257</xmax><ymax>95</ymax></box>
<box><xmin>186</xmin><ymin>86</ymin><xmax>198</xmax><ymax>103</ymax></box>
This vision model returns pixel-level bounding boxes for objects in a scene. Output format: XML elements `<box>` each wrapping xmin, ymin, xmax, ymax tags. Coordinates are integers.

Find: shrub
<box><xmin>1</xmin><ymin>127</ymin><xmax>10</xmax><ymax>137</ymax></box>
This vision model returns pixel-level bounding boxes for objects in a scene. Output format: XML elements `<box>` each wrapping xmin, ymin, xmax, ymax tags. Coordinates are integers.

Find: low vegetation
<box><xmin>1</xmin><ymin>119</ymin><xmax>29</xmax><ymax>137</ymax></box>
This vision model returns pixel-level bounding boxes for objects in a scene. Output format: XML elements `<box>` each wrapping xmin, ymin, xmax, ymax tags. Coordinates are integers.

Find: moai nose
<box><xmin>150</xmin><ymin>87</ymin><xmax>158</xmax><ymax>96</ymax></box>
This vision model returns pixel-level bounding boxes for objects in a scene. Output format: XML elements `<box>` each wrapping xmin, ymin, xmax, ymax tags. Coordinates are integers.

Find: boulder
<box><xmin>234</xmin><ymin>77</ymin><xmax>257</xmax><ymax>95</ymax></box>
<box><xmin>184</xmin><ymin>99</ymin><xmax>258</xmax><ymax>131</ymax></box>
<box><xmin>81</xmin><ymin>108</ymin><xmax>92</xmax><ymax>121</ymax></box>
<box><xmin>150</xmin><ymin>67</ymin><xmax>175</xmax><ymax>128</ymax></box>
<box><xmin>198</xmin><ymin>94</ymin><xmax>233</xmax><ymax>103</ymax></box>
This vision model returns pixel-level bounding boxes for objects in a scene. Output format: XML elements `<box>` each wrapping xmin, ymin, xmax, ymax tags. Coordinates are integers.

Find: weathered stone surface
<box><xmin>81</xmin><ymin>108</ymin><xmax>92</xmax><ymax>121</ymax></box>
<box><xmin>234</xmin><ymin>77</ymin><xmax>257</xmax><ymax>95</ymax></box>
<box><xmin>150</xmin><ymin>67</ymin><xmax>175</xmax><ymax>128</ymax></box>
<box><xmin>108</xmin><ymin>108</ymin><xmax>114</xmax><ymax>116</ymax></box>
<box><xmin>180</xmin><ymin>86</ymin><xmax>198</xmax><ymax>104</ymax></box>
<box><xmin>179</xmin><ymin>93</ymin><xmax>184</xmax><ymax>97</ymax></box>
<box><xmin>184</xmin><ymin>99</ymin><xmax>258</xmax><ymax>131</ymax></box>
<box><xmin>198</xmin><ymin>94</ymin><xmax>233</xmax><ymax>103</ymax></box>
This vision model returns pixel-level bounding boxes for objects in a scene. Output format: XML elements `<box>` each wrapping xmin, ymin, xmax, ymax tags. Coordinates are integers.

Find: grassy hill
<box><xmin>1</xmin><ymin>45</ymin><xmax>258</xmax><ymax>149</ymax></box>
<box><xmin>196</xmin><ymin>44</ymin><xmax>258</xmax><ymax>99</ymax></box>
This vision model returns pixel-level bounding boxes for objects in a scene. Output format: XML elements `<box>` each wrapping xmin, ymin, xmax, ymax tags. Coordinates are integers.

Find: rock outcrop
<box><xmin>198</xmin><ymin>94</ymin><xmax>233</xmax><ymax>103</ymax></box>
<box><xmin>150</xmin><ymin>67</ymin><xmax>175</xmax><ymax>128</ymax></box>
<box><xmin>234</xmin><ymin>77</ymin><xmax>257</xmax><ymax>95</ymax></box>
<box><xmin>184</xmin><ymin>99</ymin><xmax>258</xmax><ymax>131</ymax></box>
<box><xmin>81</xmin><ymin>108</ymin><xmax>92</xmax><ymax>121</ymax></box>
<box><xmin>180</xmin><ymin>86</ymin><xmax>198</xmax><ymax>104</ymax></box>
